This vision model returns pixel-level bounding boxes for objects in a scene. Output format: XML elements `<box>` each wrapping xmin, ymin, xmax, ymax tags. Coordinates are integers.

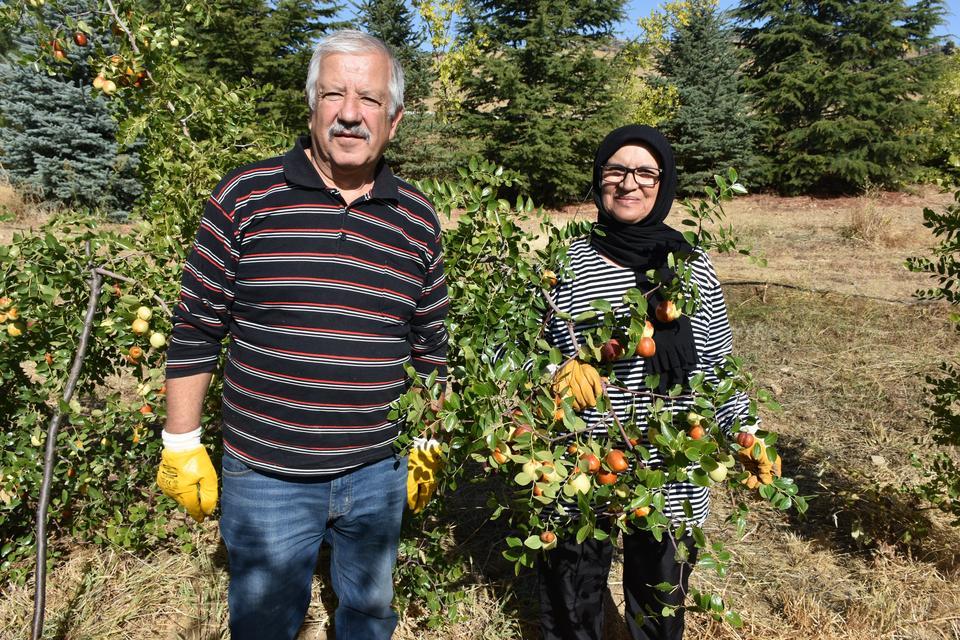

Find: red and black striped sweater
<box><xmin>166</xmin><ymin>137</ymin><xmax>448</xmax><ymax>476</ymax></box>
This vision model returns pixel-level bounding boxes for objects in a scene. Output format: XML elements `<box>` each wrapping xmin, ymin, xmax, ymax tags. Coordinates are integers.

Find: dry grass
<box><xmin>3</xmin><ymin>186</ymin><xmax>960</xmax><ymax>639</ymax></box>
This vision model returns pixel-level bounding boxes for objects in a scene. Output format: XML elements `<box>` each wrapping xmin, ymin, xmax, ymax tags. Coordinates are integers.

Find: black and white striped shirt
<box><xmin>166</xmin><ymin>137</ymin><xmax>448</xmax><ymax>476</ymax></box>
<box><xmin>546</xmin><ymin>238</ymin><xmax>750</xmax><ymax>525</ymax></box>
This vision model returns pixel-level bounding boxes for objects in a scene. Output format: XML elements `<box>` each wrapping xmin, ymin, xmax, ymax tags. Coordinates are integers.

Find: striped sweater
<box><xmin>546</xmin><ymin>238</ymin><xmax>750</xmax><ymax>525</ymax></box>
<box><xmin>166</xmin><ymin>137</ymin><xmax>448</xmax><ymax>476</ymax></box>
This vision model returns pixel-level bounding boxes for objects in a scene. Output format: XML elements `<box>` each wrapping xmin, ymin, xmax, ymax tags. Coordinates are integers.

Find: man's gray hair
<box><xmin>305</xmin><ymin>30</ymin><xmax>405</xmax><ymax>119</ymax></box>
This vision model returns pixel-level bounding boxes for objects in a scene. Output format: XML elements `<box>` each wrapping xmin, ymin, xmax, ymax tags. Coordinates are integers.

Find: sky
<box><xmin>618</xmin><ymin>0</ymin><xmax>959</xmax><ymax>42</ymax></box>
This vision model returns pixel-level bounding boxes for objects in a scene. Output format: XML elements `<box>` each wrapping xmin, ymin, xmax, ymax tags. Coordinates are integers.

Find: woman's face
<box><xmin>599</xmin><ymin>143</ymin><xmax>661</xmax><ymax>225</ymax></box>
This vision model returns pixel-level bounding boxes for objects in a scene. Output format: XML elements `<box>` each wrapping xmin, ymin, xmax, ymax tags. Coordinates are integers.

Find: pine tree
<box><xmin>355</xmin><ymin>0</ymin><xmax>443</xmax><ymax>180</ymax></box>
<box><xmin>458</xmin><ymin>0</ymin><xmax>632</xmax><ymax>205</ymax></box>
<box><xmin>734</xmin><ymin>0</ymin><xmax>947</xmax><ymax>194</ymax></box>
<box><xmin>656</xmin><ymin>0</ymin><xmax>755</xmax><ymax>195</ymax></box>
<box><xmin>0</xmin><ymin>1</ymin><xmax>141</xmax><ymax>218</ymax></box>
<box><xmin>0</xmin><ymin>64</ymin><xmax>141</xmax><ymax>219</ymax></box>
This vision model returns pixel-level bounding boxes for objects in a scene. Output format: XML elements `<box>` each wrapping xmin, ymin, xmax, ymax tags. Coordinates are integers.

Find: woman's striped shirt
<box><xmin>545</xmin><ymin>237</ymin><xmax>750</xmax><ymax>525</ymax></box>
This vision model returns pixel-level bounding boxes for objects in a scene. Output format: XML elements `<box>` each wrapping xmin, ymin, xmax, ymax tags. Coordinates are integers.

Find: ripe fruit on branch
<box><xmin>131</xmin><ymin>318</ymin><xmax>149</xmax><ymax>335</ymax></box>
<box><xmin>539</xmin><ymin>530</ymin><xmax>558</xmax><ymax>550</ymax></box>
<box><xmin>149</xmin><ymin>332</ymin><xmax>167</xmax><ymax>349</ymax></box>
<box><xmin>655</xmin><ymin>300</ymin><xmax>682</xmax><ymax>323</ymax></box>
<box><xmin>93</xmin><ymin>74</ymin><xmax>106</xmax><ymax>90</ymax></box>
<box><xmin>522</xmin><ymin>460</ymin><xmax>541</xmax><ymax>478</ymax></box>
<box><xmin>580</xmin><ymin>453</ymin><xmax>600</xmax><ymax>475</ymax></box>
<box><xmin>7</xmin><ymin>307</ymin><xmax>19</xmax><ymax>321</ymax></box>
<box><xmin>600</xmin><ymin>338</ymin><xmax>624</xmax><ymax>363</ymax></box>
<box><xmin>642</xmin><ymin>320</ymin><xmax>654</xmax><ymax>339</ymax></box>
<box><xmin>73</xmin><ymin>32</ymin><xmax>88</xmax><ymax>46</ymax></box>
<box><xmin>597</xmin><ymin>470</ymin><xmax>618</xmax><ymax>485</ymax></box>
<box><xmin>128</xmin><ymin>346</ymin><xmax>144</xmax><ymax>362</ymax></box>
<box><xmin>568</xmin><ymin>472</ymin><xmax>592</xmax><ymax>494</ymax></box>
<box><xmin>688</xmin><ymin>425</ymin><xmax>705</xmax><ymax>440</ymax></box>
<box><xmin>7</xmin><ymin>322</ymin><xmax>24</xmax><ymax>337</ymax></box>
<box><xmin>44</xmin><ymin>353</ymin><xmax>53</xmax><ymax>365</ymax></box>
<box><xmin>735</xmin><ymin>432</ymin><xmax>755</xmax><ymax>449</ymax></box>
<box><xmin>605</xmin><ymin>449</ymin><xmax>628</xmax><ymax>473</ymax></box>
<box><xmin>102</xmin><ymin>79</ymin><xmax>117</xmax><ymax>95</ymax></box>
<box><xmin>139</xmin><ymin>404</ymin><xmax>153</xmax><ymax>415</ymax></box>
<box><xmin>51</xmin><ymin>39</ymin><xmax>64</xmax><ymax>52</ymax></box>
<box><xmin>633</xmin><ymin>505</ymin><xmax>650</xmax><ymax>518</ymax></box>
<box><xmin>635</xmin><ymin>337</ymin><xmax>656</xmax><ymax>358</ymax></box>
<box><xmin>492</xmin><ymin>446</ymin><xmax>509</xmax><ymax>465</ymax></box>
<box><xmin>136</xmin><ymin>306</ymin><xmax>153</xmax><ymax>321</ymax></box>
<box><xmin>542</xmin><ymin>270</ymin><xmax>558</xmax><ymax>287</ymax></box>
<box><xmin>707</xmin><ymin>465</ymin><xmax>728</xmax><ymax>482</ymax></box>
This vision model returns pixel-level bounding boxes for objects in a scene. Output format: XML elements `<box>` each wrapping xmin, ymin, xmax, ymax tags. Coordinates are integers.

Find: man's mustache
<box><xmin>328</xmin><ymin>122</ymin><xmax>371</xmax><ymax>141</ymax></box>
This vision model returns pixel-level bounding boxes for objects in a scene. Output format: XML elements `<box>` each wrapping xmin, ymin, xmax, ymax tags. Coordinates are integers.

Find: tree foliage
<box><xmin>734</xmin><ymin>0</ymin><xmax>947</xmax><ymax>194</ymax></box>
<box><xmin>169</xmin><ymin>0</ymin><xmax>343</xmax><ymax>132</ymax></box>
<box><xmin>457</xmin><ymin>0</ymin><xmax>633</xmax><ymax>205</ymax></box>
<box><xmin>918</xmin><ymin>45</ymin><xmax>960</xmax><ymax>186</ymax></box>
<box><xmin>0</xmin><ymin>64</ymin><xmax>141</xmax><ymax>219</ymax></box>
<box><xmin>906</xmin><ymin>191</ymin><xmax>960</xmax><ymax>523</ymax></box>
<box><xmin>656</xmin><ymin>0</ymin><xmax>756</xmax><ymax>194</ymax></box>
<box><xmin>0</xmin><ymin>0</ymin><xmax>142</xmax><ymax>218</ymax></box>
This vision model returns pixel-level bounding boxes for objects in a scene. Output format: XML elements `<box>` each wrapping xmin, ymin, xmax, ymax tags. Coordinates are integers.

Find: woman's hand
<box><xmin>552</xmin><ymin>360</ymin><xmax>603</xmax><ymax>412</ymax></box>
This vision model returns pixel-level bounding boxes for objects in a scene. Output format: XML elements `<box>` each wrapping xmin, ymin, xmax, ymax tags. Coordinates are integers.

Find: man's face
<box><xmin>309</xmin><ymin>52</ymin><xmax>402</xmax><ymax>178</ymax></box>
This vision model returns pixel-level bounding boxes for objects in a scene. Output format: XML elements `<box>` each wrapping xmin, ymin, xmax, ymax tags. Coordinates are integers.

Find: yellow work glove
<box><xmin>552</xmin><ymin>359</ymin><xmax>603</xmax><ymax>412</ymax></box>
<box><xmin>737</xmin><ymin>440</ymin><xmax>782</xmax><ymax>489</ymax></box>
<box><xmin>407</xmin><ymin>437</ymin><xmax>444</xmax><ymax>513</ymax></box>
<box><xmin>157</xmin><ymin>446</ymin><xmax>219</xmax><ymax>522</ymax></box>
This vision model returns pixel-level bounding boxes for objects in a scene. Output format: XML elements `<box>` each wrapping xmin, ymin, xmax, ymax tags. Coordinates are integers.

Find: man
<box><xmin>156</xmin><ymin>30</ymin><xmax>448</xmax><ymax>640</ymax></box>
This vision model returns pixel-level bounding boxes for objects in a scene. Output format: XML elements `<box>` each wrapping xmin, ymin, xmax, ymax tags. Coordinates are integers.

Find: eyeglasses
<box><xmin>600</xmin><ymin>164</ymin><xmax>663</xmax><ymax>188</ymax></box>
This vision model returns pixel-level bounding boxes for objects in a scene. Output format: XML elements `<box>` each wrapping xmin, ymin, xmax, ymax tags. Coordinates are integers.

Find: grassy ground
<box><xmin>2</xmin><ymin>186</ymin><xmax>960</xmax><ymax>639</ymax></box>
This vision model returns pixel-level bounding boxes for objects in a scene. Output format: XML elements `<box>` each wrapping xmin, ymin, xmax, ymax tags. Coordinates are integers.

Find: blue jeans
<box><xmin>219</xmin><ymin>452</ymin><xmax>408</xmax><ymax>640</ymax></box>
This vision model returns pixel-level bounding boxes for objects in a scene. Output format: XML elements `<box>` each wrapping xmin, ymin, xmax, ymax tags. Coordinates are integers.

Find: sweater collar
<box><xmin>283</xmin><ymin>135</ymin><xmax>399</xmax><ymax>201</ymax></box>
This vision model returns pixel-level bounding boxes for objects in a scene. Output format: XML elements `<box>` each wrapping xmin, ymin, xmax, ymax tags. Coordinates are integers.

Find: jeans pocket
<box><xmin>221</xmin><ymin>452</ymin><xmax>254</xmax><ymax>478</ymax></box>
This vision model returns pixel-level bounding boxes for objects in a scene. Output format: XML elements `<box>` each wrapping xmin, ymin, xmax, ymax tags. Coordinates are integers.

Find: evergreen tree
<box><xmin>174</xmin><ymin>0</ymin><xmax>344</xmax><ymax>132</ymax></box>
<box><xmin>656</xmin><ymin>0</ymin><xmax>755</xmax><ymax>195</ymax></box>
<box><xmin>0</xmin><ymin>1</ymin><xmax>141</xmax><ymax>218</ymax></box>
<box><xmin>458</xmin><ymin>0</ymin><xmax>632</xmax><ymax>205</ymax></box>
<box><xmin>355</xmin><ymin>0</ymin><xmax>442</xmax><ymax>180</ymax></box>
<box><xmin>734</xmin><ymin>0</ymin><xmax>947</xmax><ymax>194</ymax></box>
<box><xmin>0</xmin><ymin>64</ymin><xmax>141</xmax><ymax>219</ymax></box>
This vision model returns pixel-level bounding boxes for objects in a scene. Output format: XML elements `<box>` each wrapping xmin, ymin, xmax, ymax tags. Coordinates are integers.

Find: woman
<box><xmin>538</xmin><ymin>125</ymin><xmax>753</xmax><ymax>640</ymax></box>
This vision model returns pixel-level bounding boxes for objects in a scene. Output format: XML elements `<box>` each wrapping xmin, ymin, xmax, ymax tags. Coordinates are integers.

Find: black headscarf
<box><xmin>589</xmin><ymin>125</ymin><xmax>698</xmax><ymax>391</ymax></box>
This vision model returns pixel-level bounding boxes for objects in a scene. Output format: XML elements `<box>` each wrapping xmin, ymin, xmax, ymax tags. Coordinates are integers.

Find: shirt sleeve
<box><xmin>409</xmin><ymin>229</ymin><xmax>449</xmax><ymax>383</ymax></box>
<box><xmin>693</xmin><ymin>252</ymin><xmax>754</xmax><ymax>437</ymax></box>
<box><xmin>165</xmin><ymin>180</ymin><xmax>240</xmax><ymax>378</ymax></box>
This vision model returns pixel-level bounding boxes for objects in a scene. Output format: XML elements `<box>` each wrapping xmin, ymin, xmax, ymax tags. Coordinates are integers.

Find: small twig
<box><xmin>604</xmin><ymin>380</ymin><xmax>692</xmax><ymax>402</ymax></box>
<box><xmin>540</xmin><ymin>288</ymin><xmax>579</xmax><ymax>353</ymax></box>
<box><xmin>31</xmin><ymin>268</ymin><xmax>103</xmax><ymax>640</ymax></box>
<box><xmin>94</xmin><ymin>267</ymin><xmax>173</xmax><ymax>318</ymax></box>
<box><xmin>104</xmin><ymin>0</ymin><xmax>139</xmax><ymax>54</ymax></box>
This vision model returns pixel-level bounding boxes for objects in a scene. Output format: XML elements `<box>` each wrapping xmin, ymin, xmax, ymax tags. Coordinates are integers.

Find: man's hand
<box><xmin>157</xmin><ymin>446</ymin><xmax>218</xmax><ymax>522</ymax></box>
<box><xmin>552</xmin><ymin>359</ymin><xmax>603</xmax><ymax>412</ymax></box>
<box><xmin>407</xmin><ymin>438</ymin><xmax>444</xmax><ymax>513</ymax></box>
<box><xmin>737</xmin><ymin>440</ymin><xmax>782</xmax><ymax>489</ymax></box>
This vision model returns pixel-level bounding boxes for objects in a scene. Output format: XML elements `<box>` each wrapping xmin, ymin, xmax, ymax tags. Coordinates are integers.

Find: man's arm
<box><xmin>164</xmin><ymin>372</ymin><xmax>213</xmax><ymax>434</ymax></box>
